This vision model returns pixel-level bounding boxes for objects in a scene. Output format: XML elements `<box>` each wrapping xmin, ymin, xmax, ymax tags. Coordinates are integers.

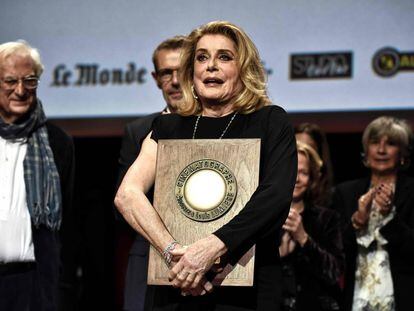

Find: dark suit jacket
<box><xmin>117</xmin><ymin>112</ymin><xmax>161</xmax><ymax>185</ymax></box>
<box><xmin>332</xmin><ymin>174</ymin><xmax>414</xmax><ymax>311</ymax></box>
<box><xmin>116</xmin><ymin>112</ymin><xmax>160</xmax><ymax>311</ymax></box>
<box><xmin>32</xmin><ymin>122</ymin><xmax>75</xmax><ymax>310</ymax></box>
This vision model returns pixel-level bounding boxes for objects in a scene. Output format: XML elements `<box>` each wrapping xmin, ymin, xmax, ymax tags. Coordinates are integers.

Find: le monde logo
<box><xmin>51</xmin><ymin>62</ymin><xmax>148</xmax><ymax>87</ymax></box>
<box><xmin>50</xmin><ymin>61</ymin><xmax>274</xmax><ymax>87</ymax></box>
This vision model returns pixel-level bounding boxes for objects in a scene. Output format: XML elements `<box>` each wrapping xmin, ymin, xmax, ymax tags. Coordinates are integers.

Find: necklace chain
<box><xmin>192</xmin><ymin>112</ymin><xmax>238</xmax><ymax>139</ymax></box>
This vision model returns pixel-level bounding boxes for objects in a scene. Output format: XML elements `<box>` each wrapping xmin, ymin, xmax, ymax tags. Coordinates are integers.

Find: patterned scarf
<box><xmin>0</xmin><ymin>100</ymin><xmax>62</xmax><ymax>230</ymax></box>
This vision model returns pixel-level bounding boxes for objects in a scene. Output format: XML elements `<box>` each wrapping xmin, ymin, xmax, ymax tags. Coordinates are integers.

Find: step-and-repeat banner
<box><xmin>1</xmin><ymin>0</ymin><xmax>413</xmax><ymax>117</ymax></box>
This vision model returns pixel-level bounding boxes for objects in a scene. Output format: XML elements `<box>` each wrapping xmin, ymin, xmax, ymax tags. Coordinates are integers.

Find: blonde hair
<box><xmin>296</xmin><ymin>141</ymin><xmax>324</xmax><ymax>204</ymax></box>
<box><xmin>362</xmin><ymin>116</ymin><xmax>413</xmax><ymax>168</ymax></box>
<box><xmin>295</xmin><ymin>122</ymin><xmax>334</xmax><ymax>205</ymax></box>
<box><xmin>0</xmin><ymin>40</ymin><xmax>44</xmax><ymax>77</ymax></box>
<box><xmin>178</xmin><ymin>20</ymin><xmax>271</xmax><ymax>116</ymax></box>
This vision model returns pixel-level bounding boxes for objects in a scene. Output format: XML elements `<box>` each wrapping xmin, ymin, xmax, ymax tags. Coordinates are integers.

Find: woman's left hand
<box><xmin>282</xmin><ymin>208</ymin><xmax>308</xmax><ymax>247</ymax></box>
<box><xmin>279</xmin><ymin>231</ymin><xmax>297</xmax><ymax>257</ymax></box>
<box><xmin>168</xmin><ymin>235</ymin><xmax>227</xmax><ymax>294</ymax></box>
<box><xmin>374</xmin><ymin>183</ymin><xmax>394</xmax><ymax>216</ymax></box>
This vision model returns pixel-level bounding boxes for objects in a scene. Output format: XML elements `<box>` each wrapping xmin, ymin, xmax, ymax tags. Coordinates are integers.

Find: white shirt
<box><xmin>0</xmin><ymin>136</ymin><xmax>35</xmax><ymax>263</ymax></box>
<box><xmin>352</xmin><ymin>195</ymin><xmax>396</xmax><ymax>311</ymax></box>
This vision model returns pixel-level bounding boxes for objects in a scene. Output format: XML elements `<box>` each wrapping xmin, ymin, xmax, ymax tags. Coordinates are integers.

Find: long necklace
<box><xmin>192</xmin><ymin>112</ymin><xmax>238</xmax><ymax>139</ymax></box>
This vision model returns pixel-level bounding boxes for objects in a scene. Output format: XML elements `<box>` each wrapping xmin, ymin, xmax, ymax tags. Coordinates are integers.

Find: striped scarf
<box><xmin>0</xmin><ymin>100</ymin><xmax>62</xmax><ymax>230</ymax></box>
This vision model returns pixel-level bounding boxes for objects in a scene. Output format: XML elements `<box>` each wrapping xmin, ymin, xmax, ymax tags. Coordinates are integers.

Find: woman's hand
<box><xmin>357</xmin><ymin>188</ymin><xmax>375</xmax><ymax>220</ymax></box>
<box><xmin>279</xmin><ymin>231</ymin><xmax>297</xmax><ymax>257</ymax></box>
<box><xmin>168</xmin><ymin>235</ymin><xmax>227</xmax><ymax>294</ymax></box>
<box><xmin>352</xmin><ymin>188</ymin><xmax>375</xmax><ymax>229</ymax></box>
<box><xmin>374</xmin><ymin>183</ymin><xmax>394</xmax><ymax>216</ymax></box>
<box><xmin>282</xmin><ymin>209</ymin><xmax>308</xmax><ymax>247</ymax></box>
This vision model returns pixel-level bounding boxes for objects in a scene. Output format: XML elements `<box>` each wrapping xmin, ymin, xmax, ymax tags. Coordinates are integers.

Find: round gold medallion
<box><xmin>175</xmin><ymin>159</ymin><xmax>237</xmax><ymax>222</ymax></box>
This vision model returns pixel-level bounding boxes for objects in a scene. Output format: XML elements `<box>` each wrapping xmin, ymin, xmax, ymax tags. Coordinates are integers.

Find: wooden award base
<box><xmin>148</xmin><ymin>139</ymin><xmax>260</xmax><ymax>286</ymax></box>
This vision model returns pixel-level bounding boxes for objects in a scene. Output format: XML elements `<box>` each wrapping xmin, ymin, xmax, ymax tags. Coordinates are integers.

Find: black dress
<box><xmin>146</xmin><ymin>105</ymin><xmax>297</xmax><ymax>311</ymax></box>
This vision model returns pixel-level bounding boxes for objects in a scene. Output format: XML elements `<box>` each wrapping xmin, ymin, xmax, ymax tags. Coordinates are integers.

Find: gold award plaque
<box><xmin>175</xmin><ymin>159</ymin><xmax>237</xmax><ymax>222</ymax></box>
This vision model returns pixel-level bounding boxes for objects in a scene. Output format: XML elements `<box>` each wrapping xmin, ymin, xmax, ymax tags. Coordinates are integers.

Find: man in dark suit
<box><xmin>0</xmin><ymin>41</ymin><xmax>75</xmax><ymax>311</ymax></box>
<box><xmin>116</xmin><ymin>35</ymin><xmax>186</xmax><ymax>311</ymax></box>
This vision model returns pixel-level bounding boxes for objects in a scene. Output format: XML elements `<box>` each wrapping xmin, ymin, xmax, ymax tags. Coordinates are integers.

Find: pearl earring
<box><xmin>191</xmin><ymin>85</ymin><xmax>199</xmax><ymax>100</ymax></box>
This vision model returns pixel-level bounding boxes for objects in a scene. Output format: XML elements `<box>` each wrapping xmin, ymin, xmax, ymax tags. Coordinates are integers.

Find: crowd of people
<box><xmin>1</xmin><ymin>20</ymin><xmax>413</xmax><ymax>311</ymax></box>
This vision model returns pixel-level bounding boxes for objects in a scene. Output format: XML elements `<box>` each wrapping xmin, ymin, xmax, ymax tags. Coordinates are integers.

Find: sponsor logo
<box><xmin>290</xmin><ymin>51</ymin><xmax>352</xmax><ymax>80</ymax></box>
<box><xmin>51</xmin><ymin>62</ymin><xmax>147</xmax><ymax>87</ymax></box>
<box><xmin>372</xmin><ymin>47</ymin><xmax>414</xmax><ymax>77</ymax></box>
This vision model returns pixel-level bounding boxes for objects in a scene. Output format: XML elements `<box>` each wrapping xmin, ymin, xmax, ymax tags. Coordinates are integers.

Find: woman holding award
<box><xmin>115</xmin><ymin>20</ymin><xmax>297</xmax><ymax>310</ymax></box>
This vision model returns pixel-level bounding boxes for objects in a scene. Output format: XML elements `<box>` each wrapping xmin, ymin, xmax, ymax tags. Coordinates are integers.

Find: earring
<box><xmin>191</xmin><ymin>84</ymin><xmax>199</xmax><ymax>100</ymax></box>
<box><xmin>401</xmin><ymin>158</ymin><xmax>405</xmax><ymax>166</ymax></box>
<box><xmin>361</xmin><ymin>153</ymin><xmax>370</xmax><ymax>167</ymax></box>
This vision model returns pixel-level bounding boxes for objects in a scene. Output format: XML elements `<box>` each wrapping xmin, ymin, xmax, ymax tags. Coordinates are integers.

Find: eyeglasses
<box><xmin>0</xmin><ymin>76</ymin><xmax>39</xmax><ymax>90</ymax></box>
<box><xmin>157</xmin><ymin>68</ymin><xmax>179</xmax><ymax>83</ymax></box>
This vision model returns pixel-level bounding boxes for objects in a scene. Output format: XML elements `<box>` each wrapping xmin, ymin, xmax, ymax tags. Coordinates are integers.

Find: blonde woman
<box><xmin>115</xmin><ymin>21</ymin><xmax>297</xmax><ymax>310</ymax></box>
<box><xmin>280</xmin><ymin>142</ymin><xmax>343</xmax><ymax>311</ymax></box>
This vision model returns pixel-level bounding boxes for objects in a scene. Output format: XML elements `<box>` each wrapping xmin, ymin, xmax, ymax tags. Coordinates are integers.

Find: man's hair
<box><xmin>152</xmin><ymin>36</ymin><xmax>186</xmax><ymax>72</ymax></box>
<box><xmin>0</xmin><ymin>40</ymin><xmax>44</xmax><ymax>77</ymax></box>
<box><xmin>178</xmin><ymin>20</ymin><xmax>271</xmax><ymax>116</ymax></box>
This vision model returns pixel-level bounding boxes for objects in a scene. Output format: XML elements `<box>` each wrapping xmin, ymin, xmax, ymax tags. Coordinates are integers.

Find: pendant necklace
<box><xmin>192</xmin><ymin>112</ymin><xmax>238</xmax><ymax>139</ymax></box>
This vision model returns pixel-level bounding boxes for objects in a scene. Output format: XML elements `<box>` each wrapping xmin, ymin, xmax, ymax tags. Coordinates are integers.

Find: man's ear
<box><xmin>152</xmin><ymin>71</ymin><xmax>162</xmax><ymax>89</ymax></box>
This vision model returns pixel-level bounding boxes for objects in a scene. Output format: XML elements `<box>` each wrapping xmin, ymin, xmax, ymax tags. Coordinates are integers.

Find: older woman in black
<box><xmin>332</xmin><ymin>116</ymin><xmax>414</xmax><ymax>311</ymax></box>
<box><xmin>115</xmin><ymin>21</ymin><xmax>297</xmax><ymax>310</ymax></box>
<box><xmin>280</xmin><ymin>142</ymin><xmax>344</xmax><ymax>311</ymax></box>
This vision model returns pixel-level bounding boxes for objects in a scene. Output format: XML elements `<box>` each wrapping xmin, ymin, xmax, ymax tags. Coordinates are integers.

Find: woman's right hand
<box><xmin>352</xmin><ymin>188</ymin><xmax>375</xmax><ymax>228</ymax></box>
<box><xmin>168</xmin><ymin>235</ymin><xmax>226</xmax><ymax>295</ymax></box>
<box><xmin>279</xmin><ymin>231</ymin><xmax>296</xmax><ymax>258</ymax></box>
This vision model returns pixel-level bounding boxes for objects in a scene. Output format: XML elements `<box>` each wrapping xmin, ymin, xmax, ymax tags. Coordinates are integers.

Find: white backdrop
<box><xmin>1</xmin><ymin>0</ymin><xmax>413</xmax><ymax>118</ymax></box>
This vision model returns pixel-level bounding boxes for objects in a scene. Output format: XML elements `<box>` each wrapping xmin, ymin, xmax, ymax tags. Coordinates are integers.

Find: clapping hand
<box><xmin>353</xmin><ymin>188</ymin><xmax>376</xmax><ymax>227</ymax></box>
<box><xmin>282</xmin><ymin>208</ymin><xmax>308</xmax><ymax>247</ymax></box>
<box><xmin>373</xmin><ymin>183</ymin><xmax>394</xmax><ymax>216</ymax></box>
<box><xmin>279</xmin><ymin>231</ymin><xmax>297</xmax><ymax>257</ymax></box>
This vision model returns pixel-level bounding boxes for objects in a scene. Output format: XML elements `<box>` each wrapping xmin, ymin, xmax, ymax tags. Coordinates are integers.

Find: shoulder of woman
<box><xmin>306</xmin><ymin>204</ymin><xmax>341</xmax><ymax>225</ymax></box>
<box><xmin>254</xmin><ymin>104</ymin><xmax>286</xmax><ymax>116</ymax></box>
<box><xmin>397</xmin><ymin>173</ymin><xmax>414</xmax><ymax>188</ymax></box>
<box><xmin>152</xmin><ymin>113</ymin><xmax>183</xmax><ymax>129</ymax></box>
<box><xmin>334</xmin><ymin>178</ymin><xmax>369</xmax><ymax>194</ymax></box>
<box><xmin>247</xmin><ymin>105</ymin><xmax>289</xmax><ymax>129</ymax></box>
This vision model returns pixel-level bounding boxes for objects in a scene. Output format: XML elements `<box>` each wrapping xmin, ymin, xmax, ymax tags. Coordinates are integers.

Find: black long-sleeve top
<box><xmin>150</xmin><ymin>105</ymin><xmax>297</xmax><ymax>310</ymax></box>
<box><xmin>281</xmin><ymin>203</ymin><xmax>344</xmax><ymax>310</ymax></box>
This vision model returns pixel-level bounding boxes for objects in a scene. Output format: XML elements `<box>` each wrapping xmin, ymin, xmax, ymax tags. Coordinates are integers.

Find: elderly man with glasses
<box><xmin>0</xmin><ymin>40</ymin><xmax>75</xmax><ymax>311</ymax></box>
